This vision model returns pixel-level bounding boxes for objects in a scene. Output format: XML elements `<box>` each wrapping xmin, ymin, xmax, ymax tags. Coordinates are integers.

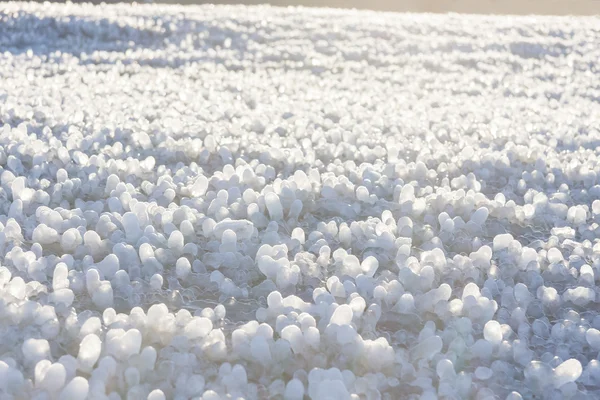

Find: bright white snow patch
<box><xmin>0</xmin><ymin>2</ymin><xmax>599</xmax><ymax>399</ymax></box>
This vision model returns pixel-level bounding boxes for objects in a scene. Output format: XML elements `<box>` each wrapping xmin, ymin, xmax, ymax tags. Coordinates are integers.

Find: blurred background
<box><xmin>68</xmin><ymin>0</ymin><xmax>600</xmax><ymax>15</ymax></box>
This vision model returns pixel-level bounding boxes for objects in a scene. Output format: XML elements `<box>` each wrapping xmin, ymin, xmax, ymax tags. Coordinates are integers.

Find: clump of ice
<box><xmin>0</xmin><ymin>2</ymin><xmax>599</xmax><ymax>398</ymax></box>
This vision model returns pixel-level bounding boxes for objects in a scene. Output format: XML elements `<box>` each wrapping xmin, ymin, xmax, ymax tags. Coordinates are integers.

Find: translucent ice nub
<box><xmin>175</xmin><ymin>258</ymin><xmax>191</xmax><ymax>279</ymax></box>
<box><xmin>547</xmin><ymin>248</ymin><xmax>563</xmax><ymax>264</ymax></box>
<box><xmin>336</xmin><ymin>324</ymin><xmax>356</xmax><ymax>345</ymax></box>
<box><xmin>281</xmin><ymin>325</ymin><xmax>304</xmax><ymax>354</ymax></box>
<box><xmin>505</xmin><ymin>392</ymin><xmax>523</xmax><ymax>400</ymax></box>
<box><xmin>436</xmin><ymin>359</ymin><xmax>456</xmax><ymax>380</ymax></box>
<box><xmin>149</xmin><ymin>274</ymin><xmax>163</xmax><ymax>290</ymax></box>
<box><xmin>96</xmin><ymin>254</ymin><xmax>119</xmax><ymax>280</ymax></box>
<box><xmin>53</xmin><ymin>263</ymin><xmax>70</xmax><ymax>291</ymax></box>
<box><xmin>462</xmin><ymin>282</ymin><xmax>481</xmax><ymax>299</ymax></box>
<box><xmin>147</xmin><ymin>389</ymin><xmax>166</xmax><ymax>400</ymax></box>
<box><xmin>77</xmin><ymin>334</ymin><xmax>102</xmax><ymax>373</ymax></box>
<box><xmin>212</xmin><ymin>219</ymin><xmax>254</xmax><ymax>241</ymax></box>
<box><xmin>400</xmin><ymin>184</ymin><xmax>415</xmax><ymax>203</ymax></box>
<box><xmin>470</xmin><ymin>207</ymin><xmax>489</xmax><ymax>226</ymax></box>
<box><xmin>38</xmin><ymin>363</ymin><xmax>66</xmax><ymax>392</ymax></box>
<box><xmin>50</xmin><ymin>289</ymin><xmax>75</xmax><ymax>307</ymax></box>
<box><xmin>91</xmin><ymin>282</ymin><xmax>113</xmax><ymax>309</ymax></box>
<box><xmin>265</xmin><ymin>192</ymin><xmax>284</xmax><ymax>221</ymax></box>
<box><xmin>59</xmin><ymin>377</ymin><xmax>89</xmax><ymax>400</ymax></box>
<box><xmin>122</xmin><ymin>212</ymin><xmax>142</xmax><ymax>242</ymax></box>
<box><xmin>61</xmin><ymin>228</ymin><xmax>82</xmax><ymax>252</ymax></box>
<box><xmin>587</xmin><ymin>328</ymin><xmax>600</xmax><ymax>350</ymax></box>
<box><xmin>118</xmin><ymin>329</ymin><xmax>142</xmax><ymax>359</ymax></box>
<box><xmin>475</xmin><ymin>366</ymin><xmax>493</xmax><ymax>380</ymax></box>
<box><xmin>593</xmin><ymin>200</ymin><xmax>600</xmax><ymax>215</ymax></box>
<box><xmin>140</xmin><ymin>346</ymin><xmax>157</xmax><ymax>370</ymax></box>
<box><xmin>361</xmin><ymin>256</ymin><xmax>379</xmax><ymax>278</ymax></box>
<box><xmin>493</xmin><ymin>233</ymin><xmax>513</xmax><ymax>251</ymax></box>
<box><xmin>284</xmin><ymin>378</ymin><xmax>305</xmax><ymax>400</ymax></box>
<box><xmin>567</xmin><ymin>206</ymin><xmax>587</xmax><ymax>225</ymax></box>
<box><xmin>441</xmin><ymin>218</ymin><xmax>454</xmax><ymax>232</ymax></box>
<box><xmin>184</xmin><ymin>317</ymin><xmax>213</xmax><ymax>339</ymax></box>
<box><xmin>411</xmin><ymin>336</ymin><xmax>442</xmax><ymax>360</ymax></box>
<box><xmin>563</xmin><ymin>287</ymin><xmax>595</xmax><ymax>307</ymax></box>
<box><xmin>553</xmin><ymin>359</ymin><xmax>582</xmax><ymax>388</ymax></box>
<box><xmin>522</xmin><ymin>362</ymin><xmax>549</xmax><ymax>390</ymax></box>
<box><xmin>258</xmin><ymin>255</ymin><xmax>284</xmax><ymax>280</ymax></box>
<box><xmin>33</xmin><ymin>224</ymin><xmax>59</xmax><ymax>245</ymax></box>
<box><xmin>356</xmin><ymin>186</ymin><xmax>370</xmax><ymax>202</ymax></box>
<box><xmin>220</xmin><ymin>229</ymin><xmax>237</xmax><ymax>253</ymax></box>
<box><xmin>251</xmin><ymin>335</ymin><xmax>272</xmax><ymax>364</ymax></box>
<box><xmin>483</xmin><ymin>320</ymin><xmax>503</xmax><ymax>344</ymax></box>
<box><xmin>291</xmin><ymin>227</ymin><xmax>305</xmax><ymax>244</ymax></box>
<box><xmin>22</xmin><ymin>338</ymin><xmax>50</xmax><ymax>365</ymax></box>
<box><xmin>342</xmin><ymin>255</ymin><xmax>362</xmax><ymax>278</ymax></box>
<box><xmin>191</xmin><ymin>175</ymin><xmax>209</xmax><ymax>197</ymax></box>
<box><xmin>168</xmin><ymin>230</ymin><xmax>184</xmax><ymax>253</ymax></box>
<box><xmin>288</xmin><ymin>199</ymin><xmax>303</xmax><ymax>219</ymax></box>
<box><xmin>329</xmin><ymin>304</ymin><xmax>353</xmax><ymax>326</ymax></box>
<box><xmin>514</xmin><ymin>283</ymin><xmax>531</xmax><ymax>306</ymax></box>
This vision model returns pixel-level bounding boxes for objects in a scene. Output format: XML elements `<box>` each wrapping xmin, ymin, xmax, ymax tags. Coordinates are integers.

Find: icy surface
<box><xmin>0</xmin><ymin>2</ymin><xmax>600</xmax><ymax>399</ymax></box>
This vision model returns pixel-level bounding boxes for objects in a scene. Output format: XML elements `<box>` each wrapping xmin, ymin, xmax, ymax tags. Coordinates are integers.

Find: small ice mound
<box><xmin>147</xmin><ymin>389</ymin><xmax>166</xmax><ymax>400</ymax></box>
<box><xmin>474</xmin><ymin>366</ymin><xmax>493</xmax><ymax>381</ymax></box>
<box><xmin>96</xmin><ymin>254</ymin><xmax>120</xmax><ymax>280</ymax></box>
<box><xmin>61</xmin><ymin>228</ymin><xmax>83</xmax><ymax>252</ymax></box>
<box><xmin>22</xmin><ymin>338</ymin><xmax>50</xmax><ymax>365</ymax></box>
<box><xmin>175</xmin><ymin>257</ymin><xmax>191</xmax><ymax>279</ymax></box>
<box><xmin>308</xmin><ymin>368</ymin><xmax>349</xmax><ymax>400</ymax></box>
<box><xmin>122</xmin><ymin>212</ymin><xmax>142</xmax><ymax>242</ymax></box>
<box><xmin>288</xmin><ymin>199</ymin><xmax>303</xmax><ymax>219</ymax></box>
<box><xmin>36</xmin><ymin>362</ymin><xmax>66</xmax><ymax>393</ymax></box>
<box><xmin>50</xmin><ymin>288</ymin><xmax>75</xmax><ymax>307</ymax></box>
<box><xmin>436</xmin><ymin>359</ymin><xmax>456</xmax><ymax>380</ymax></box>
<box><xmin>483</xmin><ymin>320</ymin><xmax>503</xmax><ymax>344</ymax></box>
<box><xmin>59</xmin><ymin>377</ymin><xmax>89</xmax><ymax>400</ymax></box>
<box><xmin>213</xmin><ymin>219</ymin><xmax>255</xmax><ymax>241</ymax></box>
<box><xmin>149</xmin><ymin>274</ymin><xmax>163</xmax><ymax>290</ymax></box>
<box><xmin>219</xmin><ymin>229</ymin><xmax>237</xmax><ymax>253</ymax></box>
<box><xmin>191</xmin><ymin>175</ymin><xmax>209</xmax><ymax>197</ymax></box>
<box><xmin>32</xmin><ymin>223</ymin><xmax>60</xmax><ymax>245</ymax></box>
<box><xmin>411</xmin><ymin>335</ymin><xmax>443</xmax><ymax>360</ymax></box>
<box><xmin>168</xmin><ymin>230</ymin><xmax>185</xmax><ymax>254</ymax></box>
<box><xmin>563</xmin><ymin>286</ymin><xmax>595</xmax><ymax>307</ymax></box>
<box><xmin>361</xmin><ymin>256</ymin><xmax>379</xmax><ymax>278</ymax></box>
<box><xmin>493</xmin><ymin>233</ymin><xmax>513</xmax><ymax>251</ymax></box>
<box><xmin>91</xmin><ymin>281</ymin><xmax>114</xmax><ymax>309</ymax></box>
<box><xmin>341</xmin><ymin>255</ymin><xmax>362</xmax><ymax>278</ymax></box>
<box><xmin>525</xmin><ymin>361</ymin><xmax>554</xmax><ymax>392</ymax></box>
<box><xmin>77</xmin><ymin>334</ymin><xmax>102</xmax><ymax>373</ymax></box>
<box><xmin>281</xmin><ymin>325</ymin><xmax>304</xmax><ymax>354</ymax></box>
<box><xmin>184</xmin><ymin>317</ymin><xmax>213</xmax><ymax>339</ymax></box>
<box><xmin>470</xmin><ymin>207</ymin><xmax>489</xmax><ymax>226</ymax></box>
<box><xmin>553</xmin><ymin>359</ymin><xmax>582</xmax><ymax>388</ymax></box>
<box><xmin>547</xmin><ymin>248</ymin><xmax>563</xmax><ymax>264</ymax></box>
<box><xmin>586</xmin><ymin>328</ymin><xmax>600</xmax><ymax>350</ymax></box>
<box><xmin>106</xmin><ymin>329</ymin><xmax>142</xmax><ymax>360</ymax></box>
<box><xmin>567</xmin><ymin>205</ymin><xmax>587</xmax><ymax>225</ymax></box>
<box><xmin>329</xmin><ymin>304</ymin><xmax>353</xmax><ymax>326</ymax></box>
<box><xmin>265</xmin><ymin>192</ymin><xmax>284</xmax><ymax>221</ymax></box>
<box><xmin>52</xmin><ymin>263</ymin><xmax>70</xmax><ymax>291</ymax></box>
<box><xmin>284</xmin><ymin>378</ymin><xmax>305</xmax><ymax>400</ymax></box>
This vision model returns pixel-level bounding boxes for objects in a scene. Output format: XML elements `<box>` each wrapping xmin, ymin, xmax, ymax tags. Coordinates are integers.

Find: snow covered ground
<box><xmin>1</xmin><ymin>2</ymin><xmax>600</xmax><ymax>399</ymax></box>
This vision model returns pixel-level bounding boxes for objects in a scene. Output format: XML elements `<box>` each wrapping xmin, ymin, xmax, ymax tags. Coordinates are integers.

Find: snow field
<box><xmin>1</xmin><ymin>2</ymin><xmax>600</xmax><ymax>399</ymax></box>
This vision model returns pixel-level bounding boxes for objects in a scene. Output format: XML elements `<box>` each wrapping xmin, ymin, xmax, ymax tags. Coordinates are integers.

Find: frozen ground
<box><xmin>1</xmin><ymin>2</ymin><xmax>600</xmax><ymax>399</ymax></box>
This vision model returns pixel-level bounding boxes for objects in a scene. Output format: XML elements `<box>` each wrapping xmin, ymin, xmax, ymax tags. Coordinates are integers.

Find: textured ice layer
<box><xmin>1</xmin><ymin>2</ymin><xmax>600</xmax><ymax>399</ymax></box>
